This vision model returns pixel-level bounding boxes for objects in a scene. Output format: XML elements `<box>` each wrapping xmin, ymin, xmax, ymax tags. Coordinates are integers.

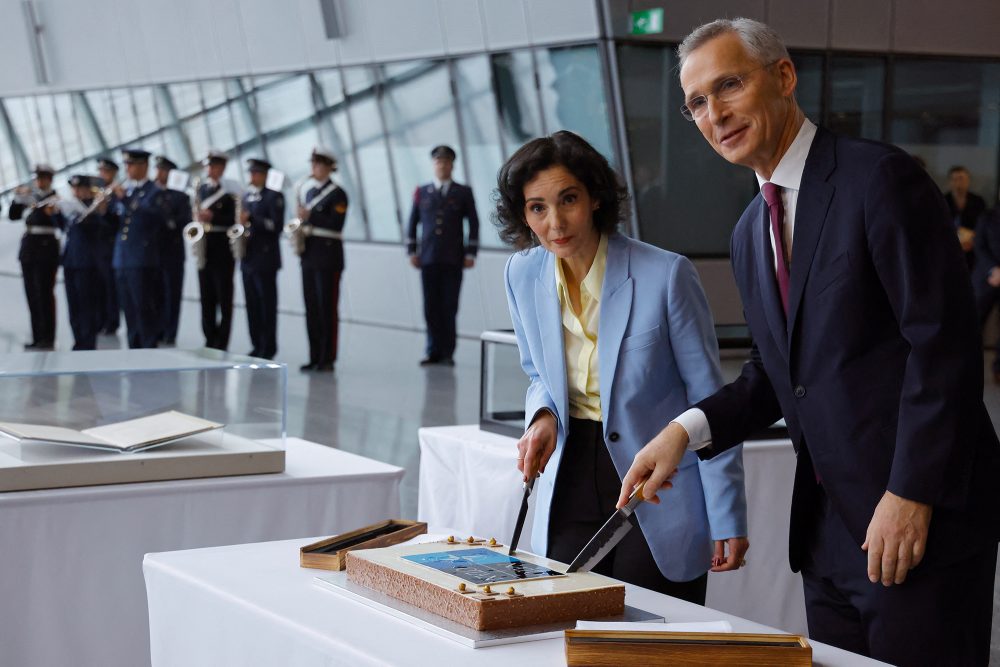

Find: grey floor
<box><xmin>2</xmin><ymin>271</ymin><xmax>999</xmax><ymax>663</ymax></box>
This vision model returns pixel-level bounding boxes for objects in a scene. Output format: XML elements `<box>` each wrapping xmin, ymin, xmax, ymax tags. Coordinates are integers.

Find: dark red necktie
<box><xmin>762</xmin><ymin>182</ymin><xmax>790</xmax><ymax>315</ymax></box>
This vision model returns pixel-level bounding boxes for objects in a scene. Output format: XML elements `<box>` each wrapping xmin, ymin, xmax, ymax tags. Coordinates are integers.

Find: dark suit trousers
<box><xmin>99</xmin><ymin>251</ymin><xmax>119</xmax><ymax>332</ymax></box>
<box><xmin>198</xmin><ymin>261</ymin><xmax>234</xmax><ymax>351</ymax></box>
<box><xmin>243</xmin><ymin>267</ymin><xmax>278</xmax><ymax>359</ymax></box>
<box><xmin>21</xmin><ymin>260</ymin><xmax>58</xmax><ymax>346</ymax></box>
<box><xmin>421</xmin><ymin>263</ymin><xmax>462</xmax><ymax>360</ymax></box>
<box><xmin>64</xmin><ymin>268</ymin><xmax>102</xmax><ymax>350</ymax></box>
<box><xmin>160</xmin><ymin>255</ymin><xmax>185</xmax><ymax>343</ymax></box>
<box><xmin>302</xmin><ymin>267</ymin><xmax>340</xmax><ymax>366</ymax></box>
<box><xmin>115</xmin><ymin>268</ymin><xmax>160</xmax><ymax>349</ymax></box>
<box><xmin>802</xmin><ymin>485</ymin><xmax>996</xmax><ymax>666</ymax></box>
<box><xmin>975</xmin><ymin>283</ymin><xmax>1000</xmax><ymax>371</ymax></box>
<box><xmin>546</xmin><ymin>417</ymin><xmax>708</xmax><ymax>603</ymax></box>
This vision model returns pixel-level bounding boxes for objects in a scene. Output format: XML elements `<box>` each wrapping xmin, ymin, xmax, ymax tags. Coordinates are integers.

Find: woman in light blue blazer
<box><xmin>496</xmin><ymin>131</ymin><xmax>748</xmax><ymax>603</ymax></box>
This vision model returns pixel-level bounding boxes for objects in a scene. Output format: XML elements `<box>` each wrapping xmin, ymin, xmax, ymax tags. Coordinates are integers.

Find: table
<box><xmin>417</xmin><ymin>425</ymin><xmax>806</xmax><ymax>634</ymax></box>
<box><xmin>0</xmin><ymin>437</ymin><xmax>404</xmax><ymax>667</ymax></box>
<box><xmin>143</xmin><ymin>536</ymin><xmax>886</xmax><ymax>666</ymax></box>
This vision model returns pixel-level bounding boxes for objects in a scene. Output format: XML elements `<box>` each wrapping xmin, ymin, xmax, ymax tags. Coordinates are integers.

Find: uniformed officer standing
<box><xmin>153</xmin><ymin>156</ymin><xmax>192</xmax><ymax>345</ymax></box>
<box><xmin>8</xmin><ymin>164</ymin><xmax>61</xmax><ymax>350</ymax></box>
<box><xmin>195</xmin><ymin>150</ymin><xmax>238</xmax><ymax>351</ymax></box>
<box><xmin>96</xmin><ymin>157</ymin><xmax>122</xmax><ymax>335</ymax></box>
<box><xmin>240</xmin><ymin>158</ymin><xmax>284</xmax><ymax>360</ymax></box>
<box><xmin>61</xmin><ymin>175</ymin><xmax>112</xmax><ymax>350</ymax></box>
<box><xmin>113</xmin><ymin>149</ymin><xmax>167</xmax><ymax>349</ymax></box>
<box><xmin>298</xmin><ymin>148</ymin><xmax>347</xmax><ymax>372</ymax></box>
<box><xmin>406</xmin><ymin>145</ymin><xmax>479</xmax><ymax>365</ymax></box>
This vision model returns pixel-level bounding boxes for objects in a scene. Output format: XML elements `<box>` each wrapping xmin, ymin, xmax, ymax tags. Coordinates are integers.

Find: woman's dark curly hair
<box><xmin>493</xmin><ymin>131</ymin><xmax>629</xmax><ymax>249</ymax></box>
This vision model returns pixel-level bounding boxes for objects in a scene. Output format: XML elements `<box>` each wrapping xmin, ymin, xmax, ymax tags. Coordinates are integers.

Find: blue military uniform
<box><xmin>61</xmin><ymin>175</ymin><xmax>113</xmax><ymax>350</ymax></box>
<box><xmin>96</xmin><ymin>157</ymin><xmax>121</xmax><ymax>334</ymax></box>
<box><xmin>406</xmin><ymin>159</ymin><xmax>479</xmax><ymax>363</ymax></box>
<box><xmin>8</xmin><ymin>165</ymin><xmax>61</xmax><ymax>349</ymax></box>
<box><xmin>196</xmin><ymin>173</ymin><xmax>237</xmax><ymax>351</ymax></box>
<box><xmin>300</xmin><ymin>174</ymin><xmax>347</xmax><ymax>370</ymax></box>
<box><xmin>241</xmin><ymin>159</ymin><xmax>284</xmax><ymax>359</ymax></box>
<box><xmin>155</xmin><ymin>156</ymin><xmax>191</xmax><ymax>345</ymax></box>
<box><xmin>113</xmin><ymin>150</ymin><xmax>167</xmax><ymax>349</ymax></box>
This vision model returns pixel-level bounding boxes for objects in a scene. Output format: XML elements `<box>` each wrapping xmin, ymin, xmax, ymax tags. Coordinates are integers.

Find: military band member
<box><xmin>112</xmin><ymin>149</ymin><xmax>167</xmax><ymax>349</ymax></box>
<box><xmin>406</xmin><ymin>145</ymin><xmax>479</xmax><ymax>366</ymax></box>
<box><xmin>240</xmin><ymin>158</ymin><xmax>284</xmax><ymax>360</ymax></box>
<box><xmin>61</xmin><ymin>175</ymin><xmax>112</xmax><ymax>350</ymax></box>
<box><xmin>96</xmin><ymin>157</ymin><xmax>122</xmax><ymax>335</ymax></box>
<box><xmin>195</xmin><ymin>150</ymin><xmax>238</xmax><ymax>351</ymax></box>
<box><xmin>9</xmin><ymin>164</ymin><xmax>61</xmax><ymax>350</ymax></box>
<box><xmin>154</xmin><ymin>156</ymin><xmax>192</xmax><ymax>345</ymax></box>
<box><xmin>298</xmin><ymin>147</ymin><xmax>347</xmax><ymax>372</ymax></box>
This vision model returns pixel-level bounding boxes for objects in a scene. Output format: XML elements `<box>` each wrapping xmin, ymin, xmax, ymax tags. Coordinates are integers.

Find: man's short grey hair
<box><xmin>677</xmin><ymin>18</ymin><xmax>789</xmax><ymax>70</ymax></box>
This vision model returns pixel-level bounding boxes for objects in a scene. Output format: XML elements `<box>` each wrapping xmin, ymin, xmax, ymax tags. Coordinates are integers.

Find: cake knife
<box><xmin>507</xmin><ymin>476</ymin><xmax>535</xmax><ymax>555</ymax></box>
<box><xmin>566</xmin><ymin>482</ymin><xmax>646</xmax><ymax>573</ymax></box>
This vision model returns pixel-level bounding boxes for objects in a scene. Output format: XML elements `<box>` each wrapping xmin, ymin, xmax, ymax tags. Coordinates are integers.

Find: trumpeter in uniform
<box><xmin>96</xmin><ymin>157</ymin><xmax>122</xmax><ymax>335</ymax></box>
<box><xmin>61</xmin><ymin>175</ymin><xmax>113</xmax><ymax>350</ymax></box>
<box><xmin>195</xmin><ymin>150</ymin><xmax>239</xmax><ymax>351</ymax></box>
<box><xmin>8</xmin><ymin>164</ymin><xmax>61</xmax><ymax>350</ymax></box>
<box><xmin>406</xmin><ymin>145</ymin><xmax>480</xmax><ymax>365</ymax></box>
<box><xmin>112</xmin><ymin>148</ymin><xmax>167</xmax><ymax>349</ymax></box>
<box><xmin>153</xmin><ymin>155</ymin><xmax>192</xmax><ymax>345</ymax></box>
<box><xmin>240</xmin><ymin>158</ymin><xmax>284</xmax><ymax>360</ymax></box>
<box><xmin>297</xmin><ymin>147</ymin><xmax>347</xmax><ymax>372</ymax></box>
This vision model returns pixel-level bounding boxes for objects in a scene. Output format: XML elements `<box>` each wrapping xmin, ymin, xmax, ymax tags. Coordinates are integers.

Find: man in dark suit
<box><xmin>297</xmin><ymin>147</ymin><xmax>347</xmax><ymax>372</ymax></box>
<box><xmin>96</xmin><ymin>157</ymin><xmax>122</xmax><ymax>335</ymax></box>
<box><xmin>406</xmin><ymin>145</ymin><xmax>479</xmax><ymax>366</ymax></box>
<box><xmin>153</xmin><ymin>156</ymin><xmax>192</xmax><ymax>345</ymax></box>
<box><xmin>195</xmin><ymin>150</ymin><xmax>238</xmax><ymax>351</ymax></box>
<box><xmin>972</xmin><ymin>201</ymin><xmax>1000</xmax><ymax>381</ymax></box>
<box><xmin>61</xmin><ymin>175</ymin><xmax>113</xmax><ymax>350</ymax></box>
<box><xmin>240</xmin><ymin>158</ymin><xmax>284</xmax><ymax>360</ymax></box>
<box><xmin>618</xmin><ymin>19</ymin><xmax>1000</xmax><ymax>666</ymax></box>
<box><xmin>944</xmin><ymin>165</ymin><xmax>987</xmax><ymax>270</ymax></box>
<box><xmin>113</xmin><ymin>149</ymin><xmax>167</xmax><ymax>349</ymax></box>
<box><xmin>8</xmin><ymin>164</ymin><xmax>61</xmax><ymax>350</ymax></box>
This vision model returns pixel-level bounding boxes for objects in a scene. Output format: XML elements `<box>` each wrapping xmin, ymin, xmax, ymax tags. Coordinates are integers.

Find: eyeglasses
<box><xmin>679</xmin><ymin>61</ymin><xmax>778</xmax><ymax>121</ymax></box>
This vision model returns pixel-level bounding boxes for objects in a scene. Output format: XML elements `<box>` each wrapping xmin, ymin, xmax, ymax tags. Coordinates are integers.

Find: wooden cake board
<box><xmin>314</xmin><ymin>571</ymin><xmax>664</xmax><ymax>648</ymax></box>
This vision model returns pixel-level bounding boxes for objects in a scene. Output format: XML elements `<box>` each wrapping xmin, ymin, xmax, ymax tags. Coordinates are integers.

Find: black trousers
<box><xmin>421</xmin><ymin>263</ymin><xmax>462</xmax><ymax>360</ymax></box>
<box><xmin>160</xmin><ymin>255</ymin><xmax>185</xmax><ymax>343</ymax></box>
<box><xmin>302</xmin><ymin>267</ymin><xmax>341</xmax><ymax>366</ymax></box>
<box><xmin>115</xmin><ymin>268</ymin><xmax>160</xmax><ymax>349</ymax></box>
<box><xmin>21</xmin><ymin>260</ymin><xmax>58</xmax><ymax>346</ymax></box>
<box><xmin>98</xmin><ymin>252</ymin><xmax>119</xmax><ymax>333</ymax></box>
<box><xmin>64</xmin><ymin>267</ymin><xmax>103</xmax><ymax>350</ymax></box>
<box><xmin>975</xmin><ymin>283</ymin><xmax>1000</xmax><ymax>371</ymax></box>
<box><xmin>198</xmin><ymin>260</ymin><xmax>234</xmax><ymax>351</ymax></box>
<box><xmin>243</xmin><ymin>267</ymin><xmax>278</xmax><ymax>360</ymax></box>
<box><xmin>802</xmin><ymin>485</ymin><xmax>996</xmax><ymax>666</ymax></box>
<box><xmin>546</xmin><ymin>417</ymin><xmax>708</xmax><ymax>603</ymax></box>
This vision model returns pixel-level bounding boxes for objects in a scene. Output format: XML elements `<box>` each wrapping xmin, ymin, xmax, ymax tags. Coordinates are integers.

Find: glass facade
<box><xmin>617</xmin><ymin>45</ymin><xmax>1000</xmax><ymax>258</ymax></box>
<box><xmin>0</xmin><ymin>44</ymin><xmax>618</xmax><ymax>250</ymax></box>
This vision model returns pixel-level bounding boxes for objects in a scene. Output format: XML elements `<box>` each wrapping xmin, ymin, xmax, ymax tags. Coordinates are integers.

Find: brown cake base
<box><xmin>345</xmin><ymin>543</ymin><xmax>625</xmax><ymax>631</ymax></box>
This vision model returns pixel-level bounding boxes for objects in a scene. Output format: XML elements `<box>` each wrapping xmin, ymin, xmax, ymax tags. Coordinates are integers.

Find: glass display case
<box><xmin>0</xmin><ymin>349</ymin><xmax>286</xmax><ymax>491</ymax></box>
<box><xmin>479</xmin><ymin>330</ymin><xmax>528</xmax><ymax>438</ymax></box>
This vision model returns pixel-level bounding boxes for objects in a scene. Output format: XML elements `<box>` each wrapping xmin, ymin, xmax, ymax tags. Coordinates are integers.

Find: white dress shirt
<box><xmin>675</xmin><ymin>118</ymin><xmax>818</xmax><ymax>451</ymax></box>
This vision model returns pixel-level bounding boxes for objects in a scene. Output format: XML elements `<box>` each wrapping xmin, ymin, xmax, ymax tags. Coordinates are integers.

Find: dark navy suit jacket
<box><xmin>242</xmin><ymin>187</ymin><xmax>284</xmax><ymax>273</ymax></box>
<box><xmin>406</xmin><ymin>182</ymin><xmax>479</xmax><ymax>267</ymax></box>
<box><xmin>61</xmin><ymin>203</ymin><xmax>112</xmax><ymax>269</ymax></box>
<box><xmin>696</xmin><ymin>127</ymin><xmax>1000</xmax><ymax>571</ymax></box>
<box><xmin>112</xmin><ymin>181</ymin><xmax>166</xmax><ymax>270</ymax></box>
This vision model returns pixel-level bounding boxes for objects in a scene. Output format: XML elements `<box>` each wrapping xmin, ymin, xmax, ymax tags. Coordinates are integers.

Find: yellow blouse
<box><xmin>554</xmin><ymin>234</ymin><xmax>607</xmax><ymax>421</ymax></box>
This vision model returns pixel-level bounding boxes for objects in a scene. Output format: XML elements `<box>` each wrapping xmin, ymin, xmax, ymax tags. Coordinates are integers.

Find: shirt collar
<box><xmin>755</xmin><ymin>117</ymin><xmax>817</xmax><ymax>193</ymax></box>
<box><xmin>433</xmin><ymin>178</ymin><xmax>452</xmax><ymax>192</ymax></box>
<box><xmin>554</xmin><ymin>233</ymin><xmax>608</xmax><ymax>305</ymax></box>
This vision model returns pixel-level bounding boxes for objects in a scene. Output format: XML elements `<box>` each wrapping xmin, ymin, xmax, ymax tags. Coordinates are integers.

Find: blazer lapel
<box><xmin>786</xmin><ymin>130</ymin><xmax>836</xmax><ymax>338</ymax></box>
<box><xmin>598</xmin><ymin>234</ymin><xmax>632</xmax><ymax>423</ymax></box>
<box><xmin>535</xmin><ymin>252</ymin><xmax>568</xmax><ymax>422</ymax></box>
<box><xmin>753</xmin><ymin>197</ymin><xmax>790</xmax><ymax>359</ymax></box>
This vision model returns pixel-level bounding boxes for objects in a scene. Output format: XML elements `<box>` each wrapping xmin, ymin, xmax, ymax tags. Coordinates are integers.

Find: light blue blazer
<box><xmin>504</xmin><ymin>232</ymin><xmax>747</xmax><ymax>582</ymax></box>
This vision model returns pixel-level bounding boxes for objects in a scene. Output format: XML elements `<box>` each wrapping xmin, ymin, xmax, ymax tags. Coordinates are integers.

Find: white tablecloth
<box><xmin>143</xmin><ymin>536</ymin><xmax>885</xmax><ymax>666</ymax></box>
<box><xmin>0</xmin><ymin>437</ymin><xmax>404</xmax><ymax>667</ymax></box>
<box><xmin>417</xmin><ymin>425</ymin><xmax>806</xmax><ymax>634</ymax></box>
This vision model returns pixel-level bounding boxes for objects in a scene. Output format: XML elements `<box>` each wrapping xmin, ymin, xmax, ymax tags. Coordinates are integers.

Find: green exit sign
<box><xmin>630</xmin><ymin>8</ymin><xmax>664</xmax><ymax>35</ymax></box>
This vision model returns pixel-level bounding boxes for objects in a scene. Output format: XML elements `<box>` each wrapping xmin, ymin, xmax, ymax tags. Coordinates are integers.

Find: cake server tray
<box><xmin>314</xmin><ymin>571</ymin><xmax>665</xmax><ymax>648</ymax></box>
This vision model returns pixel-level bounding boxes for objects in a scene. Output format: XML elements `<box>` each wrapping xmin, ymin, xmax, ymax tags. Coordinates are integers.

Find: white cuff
<box><xmin>672</xmin><ymin>408</ymin><xmax>712</xmax><ymax>451</ymax></box>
